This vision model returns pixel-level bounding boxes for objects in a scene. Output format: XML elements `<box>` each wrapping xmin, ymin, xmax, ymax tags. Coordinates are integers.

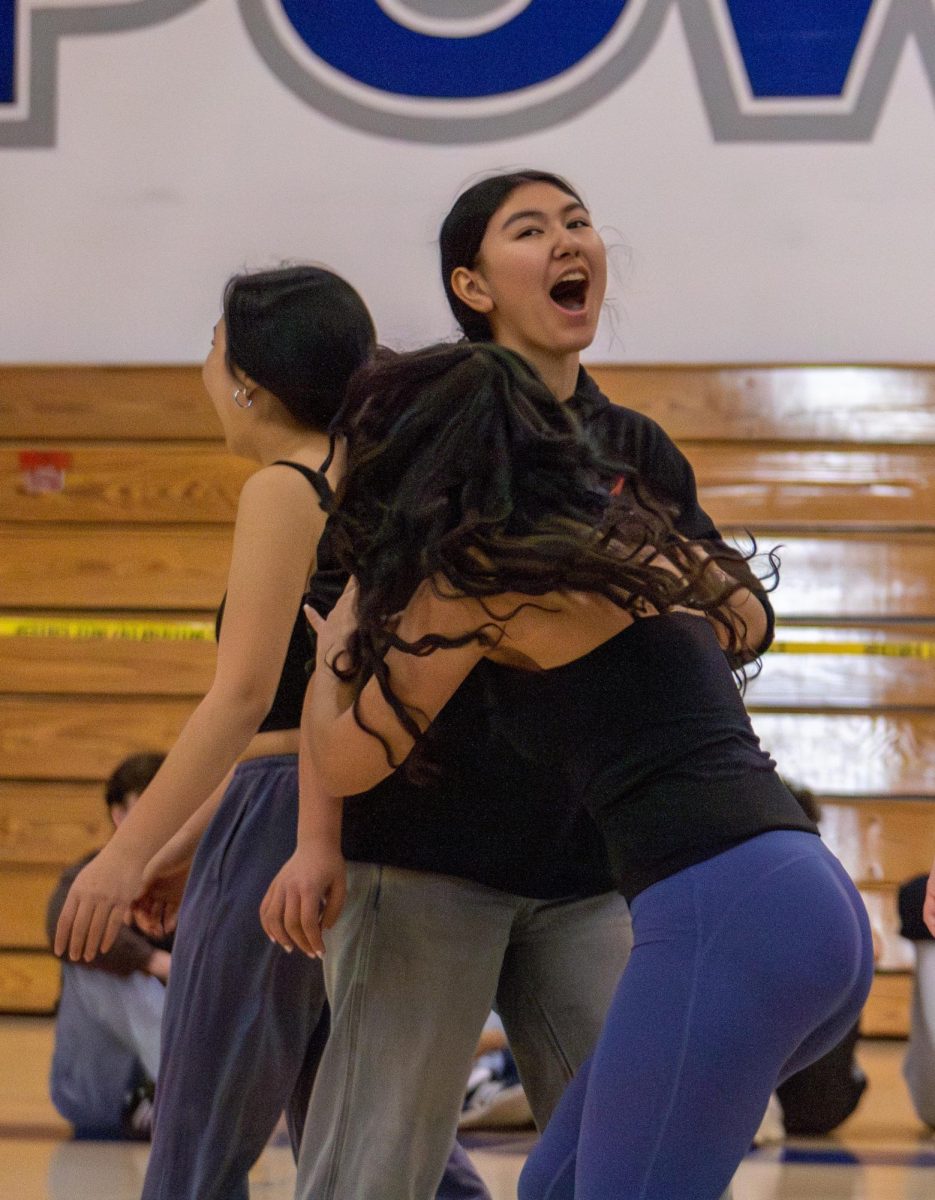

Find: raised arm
<box><xmin>305</xmin><ymin>580</ymin><xmax>491</xmax><ymax>797</ymax></box>
<box><xmin>610</xmin><ymin>407</ymin><xmax>776</xmax><ymax>657</ymax></box>
<box><xmin>55</xmin><ymin>466</ymin><xmax>325</xmax><ymax>962</ymax></box>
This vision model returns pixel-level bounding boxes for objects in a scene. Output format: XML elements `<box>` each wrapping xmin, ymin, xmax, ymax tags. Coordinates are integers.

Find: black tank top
<box><xmin>215</xmin><ymin>460</ymin><xmax>330</xmax><ymax>734</ymax></box>
<box><xmin>483</xmin><ymin>612</ymin><xmax>817</xmax><ymax>900</ymax></box>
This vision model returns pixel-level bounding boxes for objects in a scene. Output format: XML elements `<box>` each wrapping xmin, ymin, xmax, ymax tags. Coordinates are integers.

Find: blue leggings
<box><xmin>519</xmin><ymin>831</ymin><xmax>874</xmax><ymax>1200</ymax></box>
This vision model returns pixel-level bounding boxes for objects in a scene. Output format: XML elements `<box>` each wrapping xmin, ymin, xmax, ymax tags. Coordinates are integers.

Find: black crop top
<box><xmin>483</xmin><ymin>612</ymin><xmax>818</xmax><ymax>901</ymax></box>
<box><xmin>215</xmin><ymin>461</ymin><xmax>329</xmax><ymax>734</ymax></box>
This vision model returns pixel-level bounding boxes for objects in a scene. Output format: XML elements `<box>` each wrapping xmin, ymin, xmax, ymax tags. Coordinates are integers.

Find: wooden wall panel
<box><xmin>0</xmin><ymin>621</ymin><xmax>215</xmax><ymax>695</ymax></box>
<box><xmin>0</xmin><ymin>366</ymin><xmax>216</xmax><ymax>440</ymax></box>
<box><xmin>1</xmin><ymin>444</ymin><xmax>253</xmax><ymax>524</ymax></box>
<box><xmin>0</xmin><ymin>697</ymin><xmax>196</xmax><ymax>782</ymax></box>
<box><xmin>588</xmin><ymin>365</ymin><xmax>935</xmax><ymax>444</ymax></box>
<box><xmin>0</xmin><ymin>782</ymin><xmax>111</xmax><ymax>865</ymax></box>
<box><xmin>4</xmin><ymin>362</ymin><xmax>935</xmax><ymax>1024</ymax></box>
<box><xmin>0</xmin><ymin>526</ymin><xmax>232</xmax><ymax>609</ymax></box>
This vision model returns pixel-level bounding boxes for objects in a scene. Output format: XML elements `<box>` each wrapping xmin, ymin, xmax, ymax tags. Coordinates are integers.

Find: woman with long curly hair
<box><xmin>301</xmin><ymin>342</ymin><xmax>873</xmax><ymax>1200</ymax></box>
<box><xmin>264</xmin><ymin>171</ymin><xmax>770</xmax><ymax>1200</ymax></box>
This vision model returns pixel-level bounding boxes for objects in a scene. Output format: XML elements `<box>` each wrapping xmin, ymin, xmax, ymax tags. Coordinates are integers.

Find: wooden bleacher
<box><xmin>1</xmin><ymin>363</ymin><xmax>934</xmax><ymax>1031</ymax></box>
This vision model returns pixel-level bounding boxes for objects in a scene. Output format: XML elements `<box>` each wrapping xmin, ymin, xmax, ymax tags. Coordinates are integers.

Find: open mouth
<box><xmin>549</xmin><ymin>272</ymin><xmax>589</xmax><ymax>313</ymax></box>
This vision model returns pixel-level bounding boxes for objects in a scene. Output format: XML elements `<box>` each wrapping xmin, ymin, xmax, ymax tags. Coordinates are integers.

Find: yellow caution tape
<box><xmin>0</xmin><ymin>618</ymin><xmax>932</xmax><ymax>657</ymax></box>
<box><xmin>0</xmin><ymin>617</ymin><xmax>214</xmax><ymax>642</ymax></box>
<box><xmin>771</xmin><ymin>640</ymin><xmax>935</xmax><ymax>659</ymax></box>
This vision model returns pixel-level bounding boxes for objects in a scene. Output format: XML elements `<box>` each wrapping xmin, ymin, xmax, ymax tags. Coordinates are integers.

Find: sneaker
<box><xmin>458</xmin><ymin>1077</ymin><xmax>533</xmax><ymax>1130</ymax></box>
<box><xmin>121</xmin><ymin>1080</ymin><xmax>155</xmax><ymax>1141</ymax></box>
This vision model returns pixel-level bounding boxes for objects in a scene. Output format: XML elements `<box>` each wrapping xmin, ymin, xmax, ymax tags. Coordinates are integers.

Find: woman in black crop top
<box><xmin>53</xmin><ymin>266</ymin><xmax>379</xmax><ymax>1200</ymax></box>
<box><xmin>300</xmin><ymin>342</ymin><xmax>873</xmax><ymax>1200</ymax></box>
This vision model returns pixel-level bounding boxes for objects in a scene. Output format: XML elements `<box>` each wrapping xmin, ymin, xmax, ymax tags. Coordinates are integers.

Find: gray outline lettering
<box><xmin>0</xmin><ymin>0</ymin><xmax>207</xmax><ymax>148</ymax></box>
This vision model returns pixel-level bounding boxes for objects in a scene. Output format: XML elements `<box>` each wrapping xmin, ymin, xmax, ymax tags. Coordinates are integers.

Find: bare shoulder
<box><xmin>404</xmin><ymin>578</ymin><xmax>509</xmax><ymax>641</ymax></box>
<box><xmin>236</xmin><ymin>462</ymin><xmax>326</xmax><ymax>520</ymax></box>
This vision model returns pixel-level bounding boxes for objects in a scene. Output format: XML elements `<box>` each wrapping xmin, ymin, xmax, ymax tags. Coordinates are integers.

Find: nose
<box><xmin>551</xmin><ymin>220</ymin><xmax>578</xmax><ymax>258</ymax></box>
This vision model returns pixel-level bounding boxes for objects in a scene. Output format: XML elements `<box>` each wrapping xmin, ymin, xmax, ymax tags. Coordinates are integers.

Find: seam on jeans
<box><xmin>319</xmin><ymin>865</ymin><xmax>382</xmax><ymax>1200</ymax></box>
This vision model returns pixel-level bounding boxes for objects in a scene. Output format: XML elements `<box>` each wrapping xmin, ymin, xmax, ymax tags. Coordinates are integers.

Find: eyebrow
<box><xmin>500</xmin><ymin>201</ymin><xmax>588</xmax><ymax>230</ymax></box>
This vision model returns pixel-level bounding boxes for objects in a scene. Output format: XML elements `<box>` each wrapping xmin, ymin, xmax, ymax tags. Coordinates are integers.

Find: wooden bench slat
<box><xmin>0</xmin><ymin>526</ymin><xmax>232</xmax><ymax>609</ymax></box>
<box><xmin>0</xmin><ymin>622</ymin><xmax>216</xmax><ymax>695</ymax></box>
<box><xmin>7</xmin><ymin>364</ymin><xmax>935</xmax><ymax>444</ymax></box>
<box><xmin>735</xmin><ymin>532</ymin><xmax>935</xmax><ymax>621</ymax></box>
<box><xmin>819</xmin><ymin>799</ymin><xmax>935</xmax><ymax>886</ymax></box>
<box><xmin>5</xmin><ymin>441</ymin><xmax>934</xmax><ymax>529</ymax></box>
<box><xmin>690</xmin><ymin>444</ymin><xmax>935</xmax><ymax>529</ymax></box>
<box><xmin>752</xmin><ymin>712</ymin><xmax>935</xmax><ymax>795</ymax></box>
<box><xmin>0</xmin><ymin>953</ymin><xmax>60</xmax><ymax>1015</ymax></box>
<box><xmin>589</xmin><ymin>365</ymin><xmax>935</xmax><ymax>444</ymax></box>
<box><xmin>0</xmin><ymin>367</ymin><xmax>216</xmax><ymax>440</ymax></box>
<box><xmin>1</xmin><ymin>444</ymin><xmax>253</xmax><ymax>524</ymax></box>
<box><xmin>861</xmin><ymin>971</ymin><xmax>912</xmax><ymax>1038</ymax></box>
<box><xmin>0</xmin><ymin>865</ymin><xmax>61</xmax><ymax>947</ymax></box>
<box><xmin>3</xmin><ymin>528</ymin><xmax>934</xmax><ymax>617</ymax></box>
<box><xmin>0</xmin><ymin>782</ymin><xmax>111</xmax><ymax>866</ymax></box>
<box><xmin>746</xmin><ymin>624</ymin><xmax>935</xmax><ymax>709</ymax></box>
<box><xmin>0</xmin><ymin>696</ymin><xmax>195</xmax><ymax>781</ymax></box>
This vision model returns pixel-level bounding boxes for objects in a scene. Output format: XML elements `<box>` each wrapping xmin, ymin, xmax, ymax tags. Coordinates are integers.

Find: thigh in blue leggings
<box><xmin>519</xmin><ymin>831</ymin><xmax>874</xmax><ymax>1200</ymax></box>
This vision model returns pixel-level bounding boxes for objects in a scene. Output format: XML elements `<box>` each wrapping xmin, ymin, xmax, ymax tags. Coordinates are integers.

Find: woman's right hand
<box><xmin>133</xmin><ymin>857</ymin><xmax>192</xmax><ymax>939</ymax></box>
<box><xmin>259</xmin><ymin>839</ymin><xmax>347</xmax><ymax>958</ymax></box>
<box><xmin>54</xmin><ymin>843</ymin><xmax>147</xmax><ymax>962</ymax></box>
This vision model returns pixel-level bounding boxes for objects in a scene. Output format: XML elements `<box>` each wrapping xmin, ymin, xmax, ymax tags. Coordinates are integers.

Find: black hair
<box><xmin>223</xmin><ymin>265</ymin><xmax>376</xmax><ymax>431</ymax></box>
<box><xmin>327</xmin><ymin>342</ymin><xmax>769</xmax><ymax>774</ymax></box>
<box><xmin>439</xmin><ymin>171</ymin><xmax>586</xmax><ymax>342</ymax></box>
<box><xmin>782</xmin><ymin>779</ymin><xmax>821</xmax><ymax>824</ymax></box>
<box><xmin>104</xmin><ymin>752</ymin><xmax>166</xmax><ymax>810</ymax></box>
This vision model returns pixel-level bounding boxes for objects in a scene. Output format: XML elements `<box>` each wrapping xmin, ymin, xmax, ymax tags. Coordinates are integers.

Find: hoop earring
<box><xmin>232</xmin><ymin>386</ymin><xmax>253</xmax><ymax>409</ymax></box>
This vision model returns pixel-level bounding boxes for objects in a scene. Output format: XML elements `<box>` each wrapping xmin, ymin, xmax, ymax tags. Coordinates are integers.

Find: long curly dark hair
<box><xmin>325</xmin><ymin>342</ymin><xmax>772</xmax><ymax>768</ymax></box>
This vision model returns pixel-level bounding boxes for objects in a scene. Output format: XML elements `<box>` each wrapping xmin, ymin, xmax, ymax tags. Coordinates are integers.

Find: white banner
<box><xmin>1</xmin><ymin>0</ymin><xmax>934</xmax><ymax>363</ymax></box>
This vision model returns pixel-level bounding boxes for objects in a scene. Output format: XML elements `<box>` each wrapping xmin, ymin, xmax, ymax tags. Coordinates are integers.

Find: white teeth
<box><xmin>556</xmin><ymin>270</ymin><xmax>586</xmax><ymax>283</ymax></box>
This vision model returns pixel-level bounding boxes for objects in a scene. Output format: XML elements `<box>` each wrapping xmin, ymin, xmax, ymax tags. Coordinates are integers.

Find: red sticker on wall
<box><xmin>18</xmin><ymin>450</ymin><xmax>73</xmax><ymax>495</ymax></box>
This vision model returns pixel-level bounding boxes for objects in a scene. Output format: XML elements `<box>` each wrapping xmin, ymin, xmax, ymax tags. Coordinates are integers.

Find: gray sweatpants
<box><xmin>295</xmin><ymin>863</ymin><xmax>634</xmax><ymax>1200</ymax></box>
<box><xmin>905</xmin><ymin>941</ymin><xmax>935</xmax><ymax>1127</ymax></box>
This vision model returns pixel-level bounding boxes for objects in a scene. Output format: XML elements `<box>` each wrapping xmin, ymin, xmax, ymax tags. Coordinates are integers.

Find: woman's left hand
<box><xmin>305</xmin><ymin>576</ymin><xmax>359</xmax><ymax>671</ymax></box>
<box><xmin>54</xmin><ymin>843</ymin><xmax>147</xmax><ymax>962</ymax></box>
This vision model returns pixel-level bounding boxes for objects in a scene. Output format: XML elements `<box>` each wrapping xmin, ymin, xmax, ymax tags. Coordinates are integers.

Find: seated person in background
<box><xmin>46</xmin><ymin>752</ymin><xmax>171</xmax><ymax>1139</ymax></box>
<box><xmin>898</xmin><ymin>873</ymin><xmax>935</xmax><ymax>1129</ymax></box>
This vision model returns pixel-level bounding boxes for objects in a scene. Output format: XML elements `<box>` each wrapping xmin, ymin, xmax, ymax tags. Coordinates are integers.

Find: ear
<box><xmin>450</xmin><ymin>266</ymin><xmax>494</xmax><ymax>316</ymax></box>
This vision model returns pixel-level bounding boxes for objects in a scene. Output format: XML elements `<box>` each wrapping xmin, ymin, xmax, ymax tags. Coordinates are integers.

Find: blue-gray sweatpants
<box><xmin>141</xmin><ymin>755</ymin><xmax>486</xmax><ymax>1200</ymax></box>
<box><xmin>141</xmin><ymin>756</ymin><xmax>328</xmax><ymax>1200</ymax></box>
